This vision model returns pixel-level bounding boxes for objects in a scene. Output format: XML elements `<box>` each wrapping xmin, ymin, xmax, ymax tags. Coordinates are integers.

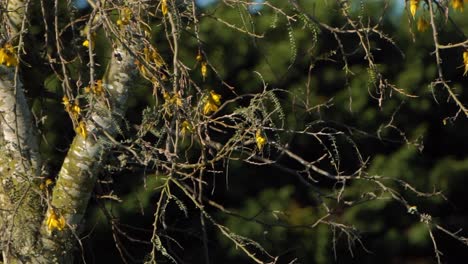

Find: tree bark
<box><xmin>0</xmin><ymin>0</ymin><xmax>138</xmax><ymax>262</ymax></box>
<box><xmin>0</xmin><ymin>0</ymin><xmax>44</xmax><ymax>262</ymax></box>
<box><xmin>39</xmin><ymin>45</ymin><xmax>137</xmax><ymax>262</ymax></box>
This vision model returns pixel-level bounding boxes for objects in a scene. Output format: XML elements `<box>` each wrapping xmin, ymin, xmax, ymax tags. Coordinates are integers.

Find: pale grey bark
<box><xmin>39</xmin><ymin>46</ymin><xmax>137</xmax><ymax>262</ymax></box>
<box><xmin>0</xmin><ymin>66</ymin><xmax>43</xmax><ymax>263</ymax></box>
<box><xmin>1</xmin><ymin>0</ymin><xmax>137</xmax><ymax>262</ymax></box>
<box><xmin>0</xmin><ymin>0</ymin><xmax>44</xmax><ymax>262</ymax></box>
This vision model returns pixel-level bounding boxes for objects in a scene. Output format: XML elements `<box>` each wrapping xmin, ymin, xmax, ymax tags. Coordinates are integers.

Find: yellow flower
<box><xmin>0</xmin><ymin>44</ymin><xmax>19</xmax><ymax>67</ymax></box>
<box><xmin>144</xmin><ymin>46</ymin><xmax>166</xmax><ymax>68</ymax></box>
<box><xmin>137</xmin><ymin>46</ymin><xmax>166</xmax><ymax>80</ymax></box>
<box><xmin>201</xmin><ymin>61</ymin><xmax>208</xmax><ymax>80</ymax></box>
<box><xmin>163</xmin><ymin>91</ymin><xmax>171</xmax><ymax>101</ymax></box>
<box><xmin>117</xmin><ymin>8</ymin><xmax>132</xmax><ymax>27</ymax></box>
<box><xmin>163</xmin><ymin>91</ymin><xmax>182</xmax><ymax>106</ymax></box>
<box><xmin>161</xmin><ymin>0</ymin><xmax>168</xmax><ymax>16</ymax></box>
<box><xmin>203</xmin><ymin>91</ymin><xmax>222</xmax><ymax>115</ymax></box>
<box><xmin>409</xmin><ymin>0</ymin><xmax>419</xmax><ymax>18</ymax></box>
<box><xmin>85</xmin><ymin>80</ymin><xmax>104</xmax><ymax>96</ymax></box>
<box><xmin>417</xmin><ymin>17</ymin><xmax>429</xmax><ymax>32</ymax></box>
<box><xmin>62</xmin><ymin>96</ymin><xmax>71</xmax><ymax>111</ymax></box>
<box><xmin>209</xmin><ymin>90</ymin><xmax>221</xmax><ymax>105</ymax></box>
<box><xmin>196</xmin><ymin>50</ymin><xmax>203</xmax><ymax>62</ymax></box>
<box><xmin>46</xmin><ymin>210</ymin><xmax>66</xmax><ymax>231</ymax></box>
<box><xmin>39</xmin><ymin>178</ymin><xmax>54</xmax><ymax>191</ymax></box>
<box><xmin>94</xmin><ymin>80</ymin><xmax>104</xmax><ymax>95</ymax></box>
<box><xmin>82</xmin><ymin>32</ymin><xmax>96</xmax><ymax>49</ymax></box>
<box><xmin>63</xmin><ymin>96</ymin><xmax>81</xmax><ymax>119</ymax></box>
<box><xmin>72</xmin><ymin>103</ymin><xmax>81</xmax><ymax>116</ymax></box>
<box><xmin>255</xmin><ymin>130</ymin><xmax>266</xmax><ymax>151</ymax></box>
<box><xmin>452</xmin><ymin>0</ymin><xmax>464</xmax><ymax>11</ymax></box>
<box><xmin>180</xmin><ymin>120</ymin><xmax>193</xmax><ymax>136</ymax></box>
<box><xmin>76</xmin><ymin>121</ymin><xmax>87</xmax><ymax>138</ymax></box>
<box><xmin>463</xmin><ymin>51</ymin><xmax>468</xmax><ymax>76</ymax></box>
<box><xmin>170</xmin><ymin>93</ymin><xmax>182</xmax><ymax>107</ymax></box>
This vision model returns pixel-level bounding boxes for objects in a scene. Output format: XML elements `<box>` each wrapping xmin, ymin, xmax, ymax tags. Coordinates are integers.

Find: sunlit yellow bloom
<box><xmin>417</xmin><ymin>18</ymin><xmax>429</xmax><ymax>32</ymax></box>
<box><xmin>46</xmin><ymin>210</ymin><xmax>66</xmax><ymax>231</ymax></box>
<box><xmin>161</xmin><ymin>0</ymin><xmax>168</xmax><ymax>16</ymax></box>
<box><xmin>117</xmin><ymin>8</ymin><xmax>132</xmax><ymax>27</ymax></box>
<box><xmin>409</xmin><ymin>0</ymin><xmax>419</xmax><ymax>18</ymax></box>
<box><xmin>135</xmin><ymin>60</ymin><xmax>148</xmax><ymax>79</ymax></box>
<box><xmin>138</xmin><ymin>46</ymin><xmax>166</xmax><ymax>80</ymax></box>
<box><xmin>94</xmin><ymin>80</ymin><xmax>104</xmax><ymax>95</ymax></box>
<box><xmin>144</xmin><ymin>46</ymin><xmax>165</xmax><ymax>68</ymax></box>
<box><xmin>82</xmin><ymin>32</ymin><xmax>96</xmax><ymax>49</ymax></box>
<box><xmin>163</xmin><ymin>91</ymin><xmax>183</xmax><ymax>109</ymax></box>
<box><xmin>72</xmin><ymin>103</ymin><xmax>81</xmax><ymax>116</ymax></box>
<box><xmin>84</xmin><ymin>80</ymin><xmax>104</xmax><ymax>96</ymax></box>
<box><xmin>201</xmin><ymin>61</ymin><xmax>208</xmax><ymax>80</ymax></box>
<box><xmin>463</xmin><ymin>51</ymin><xmax>468</xmax><ymax>76</ymax></box>
<box><xmin>203</xmin><ymin>101</ymin><xmax>218</xmax><ymax>115</ymax></box>
<box><xmin>163</xmin><ymin>91</ymin><xmax>171</xmax><ymax>101</ymax></box>
<box><xmin>39</xmin><ymin>178</ymin><xmax>54</xmax><ymax>191</ymax></box>
<box><xmin>62</xmin><ymin>96</ymin><xmax>71</xmax><ymax>110</ymax></box>
<box><xmin>255</xmin><ymin>130</ymin><xmax>266</xmax><ymax>151</ymax></box>
<box><xmin>63</xmin><ymin>96</ymin><xmax>78</xmax><ymax>117</ymax></box>
<box><xmin>196</xmin><ymin>51</ymin><xmax>203</xmax><ymax>62</ymax></box>
<box><xmin>68</xmin><ymin>103</ymin><xmax>81</xmax><ymax>119</ymax></box>
<box><xmin>0</xmin><ymin>44</ymin><xmax>19</xmax><ymax>67</ymax></box>
<box><xmin>180</xmin><ymin>120</ymin><xmax>193</xmax><ymax>136</ymax></box>
<box><xmin>452</xmin><ymin>0</ymin><xmax>464</xmax><ymax>11</ymax></box>
<box><xmin>203</xmin><ymin>91</ymin><xmax>222</xmax><ymax>115</ymax></box>
<box><xmin>210</xmin><ymin>90</ymin><xmax>221</xmax><ymax>105</ymax></box>
<box><xmin>76</xmin><ymin>121</ymin><xmax>87</xmax><ymax>138</ymax></box>
<box><xmin>170</xmin><ymin>93</ymin><xmax>182</xmax><ymax>107</ymax></box>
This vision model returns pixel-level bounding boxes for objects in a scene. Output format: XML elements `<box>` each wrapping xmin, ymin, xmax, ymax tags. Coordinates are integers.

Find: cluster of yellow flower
<box><xmin>201</xmin><ymin>62</ymin><xmax>208</xmax><ymax>80</ymax></box>
<box><xmin>162</xmin><ymin>90</ymin><xmax>183</xmax><ymax>116</ymax></box>
<box><xmin>410</xmin><ymin>0</ymin><xmax>420</xmax><ymax>18</ymax></box>
<box><xmin>163</xmin><ymin>91</ymin><xmax>182</xmax><ymax>107</ymax></box>
<box><xmin>451</xmin><ymin>0</ymin><xmax>465</xmax><ymax>11</ymax></box>
<box><xmin>62</xmin><ymin>96</ymin><xmax>81</xmax><ymax>120</ymax></box>
<box><xmin>46</xmin><ymin>209</ymin><xmax>66</xmax><ymax>232</ymax></box>
<box><xmin>116</xmin><ymin>8</ymin><xmax>132</xmax><ymax>27</ymax></box>
<box><xmin>145</xmin><ymin>46</ymin><xmax>165</xmax><ymax>68</ymax></box>
<box><xmin>409</xmin><ymin>1</ymin><xmax>467</xmax><ymax>76</ymax></box>
<box><xmin>0</xmin><ymin>44</ymin><xmax>18</xmax><ymax>67</ymax></box>
<box><xmin>62</xmin><ymin>96</ymin><xmax>87</xmax><ymax>138</ymax></box>
<box><xmin>84</xmin><ymin>79</ymin><xmax>104</xmax><ymax>96</ymax></box>
<box><xmin>161</xmin><ymin>0</ymin><xmax>168</xmax><ymax>16</ymax></box>
<box><xmin>411</xmin><ymin>0</ymin><xmax>465</xmax><ymax>18</ymax></box>
<box><xmin>195</xmin><ymin>49</ymin><xmax>268</xmax><ymax>148</ymax></box>
<box><xmin>39</xmin><ymin>178</ymin><xmax>54</xmax><ymax>191</ymax></box>
<box><xmin>136</xmin><ymin>45</ymin><xmax>166</xmax><ymax>83</ymax></box>
<box><xmin>180</xmin><ymin>120</ymin><xmax>193</xmax><ymax>136</ymax></box>
<box><xmin>417</xmin><ymin>17</ymin><xmax>429</xmax><ymax>32</ymax></box>
<box><xmin>75</xmin><ymin>121</ymin><xmax>87</xmax><ymax>138</ymax></box>
<box><xmin>255</xmin><ymin>130</ymin><xmax>266</xmax><ymax>151</ymax></box>
<box><xmin>203</xmin><ymin>91</ymin><xmax>221</xmax><ymax>115</ymax></box>
<box><xmin>196</xmin><ymin>50</ymin><xmax>208</xmax><ymax>80</ymax></box>
<box><xmin>82</xmin><ymin>32</ymin><xmax>96</xmax><ymax>49</ymax></box>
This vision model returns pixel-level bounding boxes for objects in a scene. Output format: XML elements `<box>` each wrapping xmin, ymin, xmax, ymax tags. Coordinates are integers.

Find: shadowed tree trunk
<box><xmin>0</xmin><ymin>0</ymin><xmax>137</xmax><ymax>262</ymax></box>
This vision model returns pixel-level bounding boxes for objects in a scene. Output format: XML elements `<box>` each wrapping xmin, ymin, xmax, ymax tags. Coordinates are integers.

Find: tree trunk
<box><xmin>0</xmin><ymin>0</ymin><xmax>137</xmax><ymax>262</ymax></box>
